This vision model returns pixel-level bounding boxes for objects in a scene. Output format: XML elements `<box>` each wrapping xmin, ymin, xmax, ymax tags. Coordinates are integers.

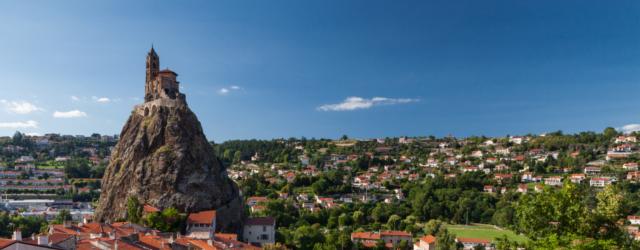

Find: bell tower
<box><xmin>145</xmin><ymin>46</ymin><xmax>160</xmax><ymax>101</ymax></box>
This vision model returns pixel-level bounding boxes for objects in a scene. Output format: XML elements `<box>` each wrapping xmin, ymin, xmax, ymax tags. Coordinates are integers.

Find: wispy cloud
<box><xmin>1</xmin><ymin>100</ymin><xmax>43</xmax><ymax>114</ymax></box>
<box><xmin>619</xmin><ymin>124</ymin><xmax>640</xmax><ymax>134</ymax></box>
<box><xmin>71</xmin><ymin>96</ymin><xmax>80</xmax><ymax>101</ymax></box>
<box><xmin>53</xmin><ymin>110</ymin><xmax>87</xmax><ymax>118</ymax></box>
<box><xmin>217</xmin><ymin>85</ymin><xmax>242</xmax><ymax>95</ymax></box>
<box><xmin>318</xmin><ymin>96</ymin><xmax>419</xmax><ymax>111</ymax></box>
<box><xmin>0</xmin><ymin>120</ymin><xmax>38</xmax><ymax>129</ymax></box>
<box><xmin>92</xmin><ymin>96</ymin><xmax>111</xmax><ymax>103</ymax></box>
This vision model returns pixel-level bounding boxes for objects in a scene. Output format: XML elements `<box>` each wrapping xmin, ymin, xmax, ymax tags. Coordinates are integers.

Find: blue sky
<box><xmin>0</xmin><ymin>1</ymin><xmax>639</xmax><ymax>141</ymax></box>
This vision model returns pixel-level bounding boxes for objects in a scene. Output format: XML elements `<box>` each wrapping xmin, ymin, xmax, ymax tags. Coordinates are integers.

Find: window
<box><xmin>260</xmin><ymin>234</ymin><xmax>268</xmax><ymax>240</ymax></box>
<box><xmin>263</xmin><ymin>226</ymin><xmax>266</xmax><ymax>232</ymax></box>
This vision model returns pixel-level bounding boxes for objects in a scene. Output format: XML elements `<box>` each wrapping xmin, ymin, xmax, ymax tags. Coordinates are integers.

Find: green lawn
<box><xmin>444</xmin><ymin>223</ymin><xmax>528</xmax><ymax>243</ymax></box>
<box><xmin>36</xmin><ymin>161</ymin><xmax>65</xmax><ymax>169</ymax></box>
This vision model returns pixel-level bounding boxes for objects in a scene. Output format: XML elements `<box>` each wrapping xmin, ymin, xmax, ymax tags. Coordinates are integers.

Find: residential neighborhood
<box><xmin>1</xmin><ymin>129</ymin><xmax>640</xmax><ymax>249</ymax></box>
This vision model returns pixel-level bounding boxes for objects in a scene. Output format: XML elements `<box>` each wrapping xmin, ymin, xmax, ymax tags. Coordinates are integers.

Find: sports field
<box><xmin>444</xmin><ymin>223</ymin><xmax>528</xmax><ymax>243</ymax></box>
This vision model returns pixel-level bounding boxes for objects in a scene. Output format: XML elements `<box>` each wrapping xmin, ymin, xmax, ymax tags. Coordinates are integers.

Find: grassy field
<box><xmin>444</xmin><ymin>223</ymin><xmax>528</xmax><ymax>243</ymax></box>
<box><xmin>36</xmin><ymin>161</ymin><xmax>65</xmax><ymax>169</ymax></box>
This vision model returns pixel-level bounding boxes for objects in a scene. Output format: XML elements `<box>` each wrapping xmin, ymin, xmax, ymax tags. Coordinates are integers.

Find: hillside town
<box><xmin>1</xmin><ymin>128</ymin><xmax>640</xmax><ymax>249</ymax></box>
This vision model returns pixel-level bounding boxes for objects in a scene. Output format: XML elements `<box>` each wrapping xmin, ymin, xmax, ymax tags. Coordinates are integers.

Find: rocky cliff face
<box><xmin>94</xmin><ymin>100</ymin><xmax>244</xmax><ymax>232</ymax></box>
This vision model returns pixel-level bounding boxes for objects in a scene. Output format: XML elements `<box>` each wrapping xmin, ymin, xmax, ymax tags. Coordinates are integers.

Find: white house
<box><xmin>590</xmin><ymin>177</ymin><xmax>615</xmax><ymax>187</ymax></box>
<box><xmin>624</xmin><ymin>162</ymin><xmax>639</xmax><ymax>171</ymax></box>
<box><xmin>584</xmin><ymin>167</ymin><xmax>601</xmax><ymax>175</ymax></box>
<box><xmin>413</xmin><ymin>235</ymin><xmax>436</xmax><ymax>250</ymax></box>
<box><xmin>517</xmin><ymin>184</ymin><xmax>528</xmax><ymax>193</ymax></box>
<box><xmin>185</xmin><ymin>210</ymin><xmax>216</xmax><ymax>239</ymax></box>
<box><xmin>471</xmin><ymin>150</ymin><xmax>484</xmax><ymax>158</ymax></box>
<box><xmin>509</xmin><ymin>136</ymin><xmax>525</xmax><ymax>144</ymax></box>
<box><xmin>629</xmin><ymin>215</ymin><xmax>640</xmax><ymax>225</ymax></box>
<box><xmin>495</xmin><ymin>147</ymin><xmax>510</xmax><ymax>155</ymax></box>
<box><xmin>380</xmin><ymin>231</ymin><xmax>413</xmax><ymax>246</ymax></box>
<box><xmin>521</xmin><ymin>172</ymin><xmax>534</xmax><ymax>182</ymax></box>
<box><xmin>570</xmin><ymin>174</ymin><xmax>586</xmax><ymax>184</ymax></box>
<box><xmin>544</xmin><ymin>176</ymin><xmax>563</xmax><ymax>186</ymax></box>
<box><xmin>616</xmin><ymin>136</ymin><xmax>637</xmax><ymax>144</ymax></box>
<box><xmin>456</xmin><ymin>237</ymin><xmax>493</xmax><ymax>250</ymax></box>
<box><xmin>243</xmin><ymin>217</ymin><xmax>276</xmax><ymax>246</ymax></box>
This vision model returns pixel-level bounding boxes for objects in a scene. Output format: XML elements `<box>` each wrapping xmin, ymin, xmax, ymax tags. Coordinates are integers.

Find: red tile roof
<box><xmin>380</xmin><ymin>230</ymin><xmax>411</xmax><ymax>237</ymax></box>
<box><xmin>457</xmin><ymin>237</ymin><xmax>491</xmax><ymax>244</ymax></box>
<box><xmin>48</xmin><ymin>233</ymin><xmax>75</xmax><ymax>245</ymax></box>
<box><xmin>0</xmin><ymin>239</ymin><xmax>15</xmax><ymax>249</ymax></box>
<box><xmin>158</xmin><ymin>69</ymin><xmax>177</xmax><ymax>76</ymax></box>
<box><xmin>420</xmin><ymin>235</ymin><xmax>436</xmax><ymax>244</ymax></box>
<box><xmin>137</xmin><ymin>234</ymin><xmax>171</xmax><ymax>250</ymax></box>
<box><xmin>215</xmin><ymin>233</ymin><xmax>238</xmax><ymax>241</ymax></box>
<box><xmin>245</xmin><ymin>217</ymin><xmax>275</xmax><ymax>226</ymax></box>
<box><xmin>187</xmin><ymin>210</ymin><xmax>216</xmax><ymax>224</ymax></box>
<box><xmin>351</xmin><ymin>231</ymin><xmax>380</xmax><ymax>240</ymax></box>
<box><xmin>143</xmin><ymin>204</ymin><xmax>160</xmax><ymax>213</ymax></box>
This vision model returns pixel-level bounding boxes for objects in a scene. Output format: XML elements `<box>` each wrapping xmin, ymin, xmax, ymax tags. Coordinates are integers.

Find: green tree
<box><xmin>603</xmin><ymin>127</ymin><xmax>618</xmax><ymax>140</ymax></box>
<box><xmin>353</xmin><ymin>211</ymin><xmax>365</xmax><ymax>225</ymax></box>
<box><xmin>223</xmin><ymin>149</ymin><xmax>232</xmax><ymax>161</ymax></box>
<box><xmin>233</xmin><ymin>150</ymin><xmax>242</xmax><ymax>164</ymax></box>
<box><xmin>12</xmin><ymin>131</ymin><xmax>23</xmax><ymax>145</ymax></box>
<box><xmin>292</xmin><ymin>225</ymin><xmax>324</xmax><ymax>250</ymax></box>
<box><xmin>386</xmin><ymin>214</ymin><xmax>401</xmax><ymax>230</ymax></box>
<box><xmin>145</xmin><ymin>207</ymin><xmax>184</xmax><ymax>232</ymax></box>
<box><xmin>54</xmin><ymin>209</ymin><xmax>72</xmax><ymax>224</ymax></box>
<box><xmin>338</xmin><ymin>213</ymin><xmax>350</xmax><ymax>228</ymax></box>
<box><xmin>423</xmin><ymin>219</ymin><xmax>443</xmax><ymax>235</ymax></box>
<box><xmin>126</xmin><ymin>196</ymin><xmax>142</xmax><ymax>223</ymax></box>
<box><xmin>435</xmin><ymin>229</ymin><xmax>458</xmax><ymax>250</ymax></box>
<box><xmin>596</xmin><ymin>185</ymin><xmax>623</xmax><ymax>222</ymax></box>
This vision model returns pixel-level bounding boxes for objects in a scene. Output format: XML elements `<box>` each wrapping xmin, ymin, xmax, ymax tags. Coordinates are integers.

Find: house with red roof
<box><xmin>243</xmin><ymin>217</ymin><xmax>275</xmax><ymax>246</ymax></box>
<box><xmin>624</xmin><ymin>162</ymin><xmax>639</xmax><ymax>171</ymax></box>
<box><xmin>0</xmin><ymin>230</ymin><xmax>61</xmax><ymax>250</ymax></box>
<box><xmin>456</xmin><ymin>237</ymin><xmax>492</xmax><ymax>250</ymax></box>
<box><xmin>590</xmin><ymin>177</ymin><xmax>615</xmax><ymax>187</ymax></box>
<box><xmin>351</xmin><ymin>230</ymin><xmax>412</xmax><ymax>249</ymax></box>
<box><xmin>185</xmin><ymin>210</ymin><xmax>216</xmax><ymax>239</ymax></box>
<box><xmin>414</xmin><ymin>234</ymin><xmax>436</xmax><ymax>250</ymax></box>
<box><xmin>628</xmin><ymin>215</ymin><xmax>640</xmax><ymax>225</ymax></box>
<box><xmin>246</xmin><ymin>196</ymin><xmax>268</xmax><ymax>207</ymax></box>
<box><xmin>142</xmin><ymin>204</ymin><xmax>160</xmax><ymax>217</ymax></box>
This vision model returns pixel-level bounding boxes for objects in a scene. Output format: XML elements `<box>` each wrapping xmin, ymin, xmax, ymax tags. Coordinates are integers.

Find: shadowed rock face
<box><xmin>94</xmin><ymin>101</ymin><xmax>244</xmax><ymax>233</ymax></box>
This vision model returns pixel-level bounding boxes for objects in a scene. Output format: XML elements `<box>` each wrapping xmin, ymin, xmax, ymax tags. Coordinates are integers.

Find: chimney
<box><xmin>207</xmin><ymin>239</ymin><xmax>213</xmax><ymax>246</ymax></box>
<box><xmin>63</xmin><ymin>220</ymin><xmax>71</xmax><ymax>228</ymax></box>
<box><xmin>12</xmin><ymin>229</ymin><xmax>21</xmax><ymax>241</ymax></box>
<box><xmin>37</xmin><ymin>234</ymin><xmax>49</xmax><ymax>246</ymax></box>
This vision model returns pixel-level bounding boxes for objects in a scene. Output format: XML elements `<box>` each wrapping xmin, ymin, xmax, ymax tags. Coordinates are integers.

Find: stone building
<box><xmin>144</xmin><ymin>47</ymin><xmax>185</xmax><ymax>102</ymax></box>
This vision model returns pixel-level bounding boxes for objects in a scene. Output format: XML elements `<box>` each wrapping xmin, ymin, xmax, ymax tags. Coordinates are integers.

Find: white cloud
<box><xmin>25</xmin><ymin>132</ymin><xmax>41</xmax><ymax>136</ymax></box>
<box><xmin>619</xmin><ymin>124</ymin><xmax>640</xmax><ymax>134</ymax></box>
<box><xmin>217</xmin><ymin>85</ymin><xmax>242</xmax><ymax>95</ymax></box>
<box><xmin>0</xmin><ymin>120</ymin><xmax>38</xmax><ymax>129</ymax></box>
<box><xmin>2</xmin><ymin>100</ymin><xmax>42</xmax><ymax>114</ymax></box>
<box><xmin>71</xmin><ymin>96</ymin><xmax>80</xmax><ymax>101</ymax></box>
<box><xmin>318</xmin><ymin>96</ymin><xmax>419</xmax><ymax>111</ymax></box>
<box><xmin>97</xmin><ymin>97</ymin><xmax>110</xmax><ymax>103</ymax></box>
<box><xmin>92</xmin><ymin>96</ymin><xmax>111</xmax><ymax>103</ymax></box>
<box><xmin>53</xmin><ymin>110</ymin><xmax>87</xmax><ymax>118</ymax></box>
